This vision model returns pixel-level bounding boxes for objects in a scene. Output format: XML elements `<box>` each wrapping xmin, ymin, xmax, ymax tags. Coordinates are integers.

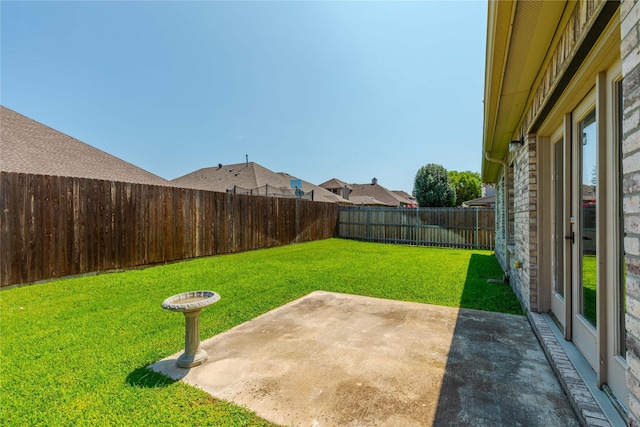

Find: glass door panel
<box><xmin>553</xmin><ymin>139</ymin><xmax>564</xmax><ymax>298</ymax></box>
<box><xmin>580</xmin><ymin>109</ymin><xmax>597</xmax><ymax>327</ymax></box>
<box><xmin>572</xmin><ymin>95</ymin><xmax>598</xmax><ymax>370</ymax></box>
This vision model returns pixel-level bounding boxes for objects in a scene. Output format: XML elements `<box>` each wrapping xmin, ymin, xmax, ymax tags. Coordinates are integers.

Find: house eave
<box><xmin>482</xmin><ymin>0</ymin><xmax>567</xmax><ymax>182</ymax></box>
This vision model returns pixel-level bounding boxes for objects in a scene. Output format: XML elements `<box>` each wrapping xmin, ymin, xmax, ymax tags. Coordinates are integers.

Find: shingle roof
<box><xmin>462</xmin><ymin>194</ymin><xmax>496</xmax><ymax>207</ymax></box>
<box><xmin>350</xmin><ymin>182</ymin><xmax>414</xmax><ymax>207</ymax></box>
<box><xmin>391</xmin><ymin>190</ymin><xmax>415</xmax><ymax>201</ymax></box>
<box><xmin>319</xmin><ymin>178</ymin><xmax>353</xmax><ymax>191</ymax></box>
<box><xmin>172</xmin><ymin>162</ymin><xmax>351</xmax><ymax>204</ymax></box>
<box><xmin>348</xmin><ymin>195</ymin><xmax>389</xmax><ymax>206</ymax></box>
<box><xmin>0</xmin><ymin>106</ymin><xmax>171</xmax><ymax>186</ymax></box>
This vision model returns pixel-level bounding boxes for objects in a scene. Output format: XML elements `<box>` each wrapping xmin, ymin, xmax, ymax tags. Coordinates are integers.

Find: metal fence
<box><xmin>338</xmin><ymin>206</ymin><xmax>495</xmax><ymax>249</ymax></box>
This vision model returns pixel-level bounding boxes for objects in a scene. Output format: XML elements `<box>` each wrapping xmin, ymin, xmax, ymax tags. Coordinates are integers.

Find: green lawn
<box><xmin>582</xmin><ymin>254</ymin><xmax>597</xmax><ymax>327</ymax></box>
<box><xmin>1</xmin><ymin>238</ymin><xmax>521</xmax><ymax>426</ymax></box>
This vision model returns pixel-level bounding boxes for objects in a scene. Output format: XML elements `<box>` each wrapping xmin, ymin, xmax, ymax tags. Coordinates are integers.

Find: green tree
<box><xmin>448</xmin><ymin>170</ymin><xmax>482</xmax><ymax>205</ymax></box>
<box><xmin>413</xmin><ymin>164</ymin><xmax>456</xmax><ymax>207</ymax></box>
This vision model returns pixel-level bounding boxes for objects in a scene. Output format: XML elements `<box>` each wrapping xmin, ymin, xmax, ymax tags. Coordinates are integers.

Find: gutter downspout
<box><xmin>484</xmin><ymin>151</ymin><xmax>510</xmax><ymax>280</ymax></box>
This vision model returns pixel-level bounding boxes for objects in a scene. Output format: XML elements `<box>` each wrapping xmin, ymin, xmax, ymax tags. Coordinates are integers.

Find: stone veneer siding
<box><xmin>527</xmin><ymin>136</ymin><xmax>539</xmax><ymax>313</ymax></box>
<box><xmin>494</xmin><ymin>177</ymin><xmax>507</xmax><ymax>271</ymax></box>
<box><xmin>622</xmin><ymin>0</ymin><xmax>640</xmax><ymax>425</ymax></box>
<box><xmin>507</xmin><ymin>136</ymin><xmax>539</xmax><ymax>314</ymax></box>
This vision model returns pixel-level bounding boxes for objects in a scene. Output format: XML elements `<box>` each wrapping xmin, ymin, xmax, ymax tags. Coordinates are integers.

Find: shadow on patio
<box><xmin>149</xmin><ymin>254</ymin><xmax>580</xmax><ymax>426</ymax></box>
<box><xmin>432</xmin><ymin>255</ymin><xmax>579</xmax><ymax>426</ymax></box>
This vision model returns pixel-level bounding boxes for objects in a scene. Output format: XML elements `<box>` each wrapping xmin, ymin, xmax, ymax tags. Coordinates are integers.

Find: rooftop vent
<box><xmin>372</xmin><ymin>177</ymin><xmax>378</xmax><ymax>185</ymax></box>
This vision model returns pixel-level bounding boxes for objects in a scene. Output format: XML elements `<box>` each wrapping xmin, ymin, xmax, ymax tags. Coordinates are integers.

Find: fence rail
<box><xmin>0</xmin><ymin>172</ymin><xmax>338</xmax><ymax>287</ymax></box>
<box><xmin>338</xmin><ymin>206</ymin><xmax>495</xmax><ymax>249</ymax></box>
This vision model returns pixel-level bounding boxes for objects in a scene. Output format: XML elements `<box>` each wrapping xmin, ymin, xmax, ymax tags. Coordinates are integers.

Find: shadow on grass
<box><xmin>431</xmin><ymin>254</ymin><xmax>581</xmax><ymax>426</ymax></box>
<box><xmin>126</xmin><ymin>366</ymin><xmax>177</xmax><ymax>389</ymax></box>
<box><xmin>457</xmin><ymin>253</ymin><xmax>521</xmax><ymax>314</ymax></box>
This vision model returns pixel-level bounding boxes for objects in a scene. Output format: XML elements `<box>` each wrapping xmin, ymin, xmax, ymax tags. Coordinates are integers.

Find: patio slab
<box><xmin>149</xmin><ymin>291</ymin><xmax>580</xmax><ymax>426</ymax></box>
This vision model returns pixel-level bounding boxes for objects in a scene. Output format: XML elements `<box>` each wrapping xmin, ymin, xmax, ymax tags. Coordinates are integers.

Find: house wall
<box><xmin>621</xmin><ymin>0</ymin><xmax>640</xmax><ymax>425</ymax></box>
<box><xmin>494</xmin><ymin>177</ymin><xmax>507</xmax><ymax>271</ymax></box>
<box><xmin>486</xmin><ymin>0</ymin><xmax>640</xmax><ymax>422</ymax></box>
<box><xmin>509</xmin><ymin>136</ymin><xmax>540</xmax><ymax>313</ymax></box>
<box><xmin>503</xmin><ymin>1</ymin><xmax>622</xmax><ymax>318</ymax></box>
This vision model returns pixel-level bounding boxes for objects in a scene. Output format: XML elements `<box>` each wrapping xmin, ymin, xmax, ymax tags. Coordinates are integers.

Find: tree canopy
<box><xmin>413</xmin><ymin>163</ymin><xmax>456</xmax><ymax>207</ymax></box>
<box><xmin>448</xmin><ymin>170</ymin><xmax>482</xmax><ymax>205</ymax></box>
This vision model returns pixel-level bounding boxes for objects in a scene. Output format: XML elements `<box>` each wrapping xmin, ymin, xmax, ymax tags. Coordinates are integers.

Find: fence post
<box><xmin>475</xmin><ymin>207</ymin><xmax>479</xmax><ymax>249</ymax></box>
<box><xmin>415</xmin><ymin>207</ymin><xmax>419</xmax><ymax>246</ymax></box>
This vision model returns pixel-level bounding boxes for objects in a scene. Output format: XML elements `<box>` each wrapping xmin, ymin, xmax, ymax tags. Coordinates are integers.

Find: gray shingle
<box><xmin>0</xmin><ymin>106</ymin><xmax>171</xmax><ymax>186</ymax></box>
<box><xmin>172</xmin><ymin>162</ymin><xmax>350</xmax><ymax>204</ymax></box>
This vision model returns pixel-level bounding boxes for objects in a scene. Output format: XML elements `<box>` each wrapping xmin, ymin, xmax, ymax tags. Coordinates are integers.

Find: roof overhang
<box><xmin>482</xmin><ymin>0</ymin><xmax>567</xmax><ymax>182</ymax></box>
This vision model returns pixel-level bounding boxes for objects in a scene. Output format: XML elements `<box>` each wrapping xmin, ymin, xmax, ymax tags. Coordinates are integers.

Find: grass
<box><xmin>0</xmin><ymin>238</ymin><xmax>521</xmax><ymax>426</ymax></box>
<box><xmin>582</xmin><ymin>254</ymin><xmax>597</xmax><ymax>327</ymax></box>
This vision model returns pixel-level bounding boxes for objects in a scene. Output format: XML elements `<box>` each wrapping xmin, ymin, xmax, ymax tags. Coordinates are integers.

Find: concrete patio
<box><xmin>150</xmin><ymin>291</ymin><xmax>581</xmax><ymax>426</ymax></box>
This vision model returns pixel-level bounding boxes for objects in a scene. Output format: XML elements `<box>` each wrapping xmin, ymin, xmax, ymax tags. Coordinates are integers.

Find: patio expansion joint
<box><xmin>528</xmin><ymin>312</ymin><xmax>614</xmax><ymax>427</ymax></box>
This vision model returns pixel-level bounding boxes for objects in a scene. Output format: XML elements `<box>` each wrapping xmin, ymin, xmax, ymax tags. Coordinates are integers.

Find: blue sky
<box><xmin>1</xmin><ymin>1</ymin><xmax>487</xmax><ymax>193</ymax></box>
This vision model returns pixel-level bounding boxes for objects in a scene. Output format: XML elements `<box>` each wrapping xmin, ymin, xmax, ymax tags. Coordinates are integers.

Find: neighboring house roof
<box><xmin>391</xmin><ymin>190</ymin><xmax>416</xmax><ymax>202</ymax></box>
<box><xmin>349</xmin><ymin>179</ymin><xmax>415</xmax><ymax>207</ymax></box>
<box><xmin>348</xmin><ymin>195</ymin><xmax>389</xmax><ymax>206</ymax></box>
<box><xmin>0</xmin><ymin>106</ymin><xmax>171</xmax><ymax>186</ymax></box>
<box><xmin>319</xmin><ymin>177</ymin><xmax>354</xmax><ymax>201</ymax></box>
<box><xmin>172</xmin><ymin>162</ymin><xmax>351</xmax><ymax>204</ymax></box>
<box><xmin>582</xmin><ymin>185</ymin><xmax>596</xmax><ymax>203</ymax></box>
<box><xmin>462</xmin><ymin>194</ymin><xmax>496</xmax><ymax>208</ymax></box>
<box><xmin>319</xmin><ymin>178</ymin><xmax>353</xmax><ymax>191</ymax></box>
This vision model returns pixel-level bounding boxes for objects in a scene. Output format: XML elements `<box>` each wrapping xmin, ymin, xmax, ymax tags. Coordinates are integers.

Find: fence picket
<box><xmin>338</xmin><ymin>206</ymin><xmax>495</xmax><ymax>250</ymax></box>
<box><xmin>0</xmin><ymin>172</ymin><xmax>339</xmax><ymax>287</ymax></box>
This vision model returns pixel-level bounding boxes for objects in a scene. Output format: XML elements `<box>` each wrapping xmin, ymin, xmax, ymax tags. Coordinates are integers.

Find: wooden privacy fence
<box><xmin>338</xmin><ymin>206</ymin><xmax>495</xmax><ymax>249</ymax></box>
<box><xmin>0</xmin><ymin>172</ymin><xmax>338</xmax><ymax>287</ymax></box>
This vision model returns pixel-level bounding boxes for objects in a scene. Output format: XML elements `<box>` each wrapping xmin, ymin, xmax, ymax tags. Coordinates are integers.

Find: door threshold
<box><xmin>531</xmin><ymin>312</ymin><xmax>627</xmax><ymax>426</ymax></box>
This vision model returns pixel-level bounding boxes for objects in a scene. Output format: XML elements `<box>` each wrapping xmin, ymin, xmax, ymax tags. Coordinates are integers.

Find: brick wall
<box><xmin>491</xmin><ymin>147</ymin><xmax>539</xmax><ymax>313</ymax></box>
<box><xmin>509</xmin><ymin>136</ymin><xmax>540</xmax><ymax>313</ymax></box>
<box><xmin>527</xmin><ymin>136</ymin><xmax>539</xmax><ymax>313</ymax></box>
<box><xmin>494</xmin><ymin>177</ymin><xmax>507</xmax><ymax>270</ymax></box>
<box><xmin>622</xmin><ymin>0</ymin><xmax>640</xmax><ymax>424</ymax></box>
<box><xmin>511</xmin><ymin>146</ymin><xmax>529</xmax><ymax>310</ymax></box>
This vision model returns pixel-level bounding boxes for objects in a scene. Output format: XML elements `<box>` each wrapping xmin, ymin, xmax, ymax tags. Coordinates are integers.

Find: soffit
<box><xmin>482</xmin><ymin>1</ymin><xmax>567</xmax><ymax>182</ymax></box>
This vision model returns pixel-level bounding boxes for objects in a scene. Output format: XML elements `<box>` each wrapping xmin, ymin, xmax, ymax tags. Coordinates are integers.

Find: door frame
<box><xmin>550</xmin><ymin>124</ymin><xmax>570</xmax><ymax>333</ymax></box>
<box><xmin>534</xmin><ymin>12</ymin><xmax>627</xmax><ymax>411</ymax></box>
<box><xmin>570</xmin><ymin>90</ymin><xmax>598</xmax><ymax>370</ymax></box>
<box><xmin>543</xmin><ymin>63</ymin><xmax>627</xmax><ymax>408</ymax></box>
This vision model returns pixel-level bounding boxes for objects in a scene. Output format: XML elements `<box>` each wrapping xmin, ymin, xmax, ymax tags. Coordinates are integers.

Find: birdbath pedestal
<box><xmin>162</xmin><ymin>291</ymin><xmax>220</xmax><ymax>368</ymax></box>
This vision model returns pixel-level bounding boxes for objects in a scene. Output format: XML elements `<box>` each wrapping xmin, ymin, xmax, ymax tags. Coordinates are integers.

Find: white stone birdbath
<box><xmin>162</xmin><ymin>290</ymin><xmax>220</xmax><ymax>368</ymax></box>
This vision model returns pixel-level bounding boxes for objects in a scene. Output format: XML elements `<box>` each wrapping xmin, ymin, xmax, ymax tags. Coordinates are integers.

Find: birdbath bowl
<box><xmin>162</xmin><ymin>291</ymin><xmax>220</xmax><ymax>368</ymax></box>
